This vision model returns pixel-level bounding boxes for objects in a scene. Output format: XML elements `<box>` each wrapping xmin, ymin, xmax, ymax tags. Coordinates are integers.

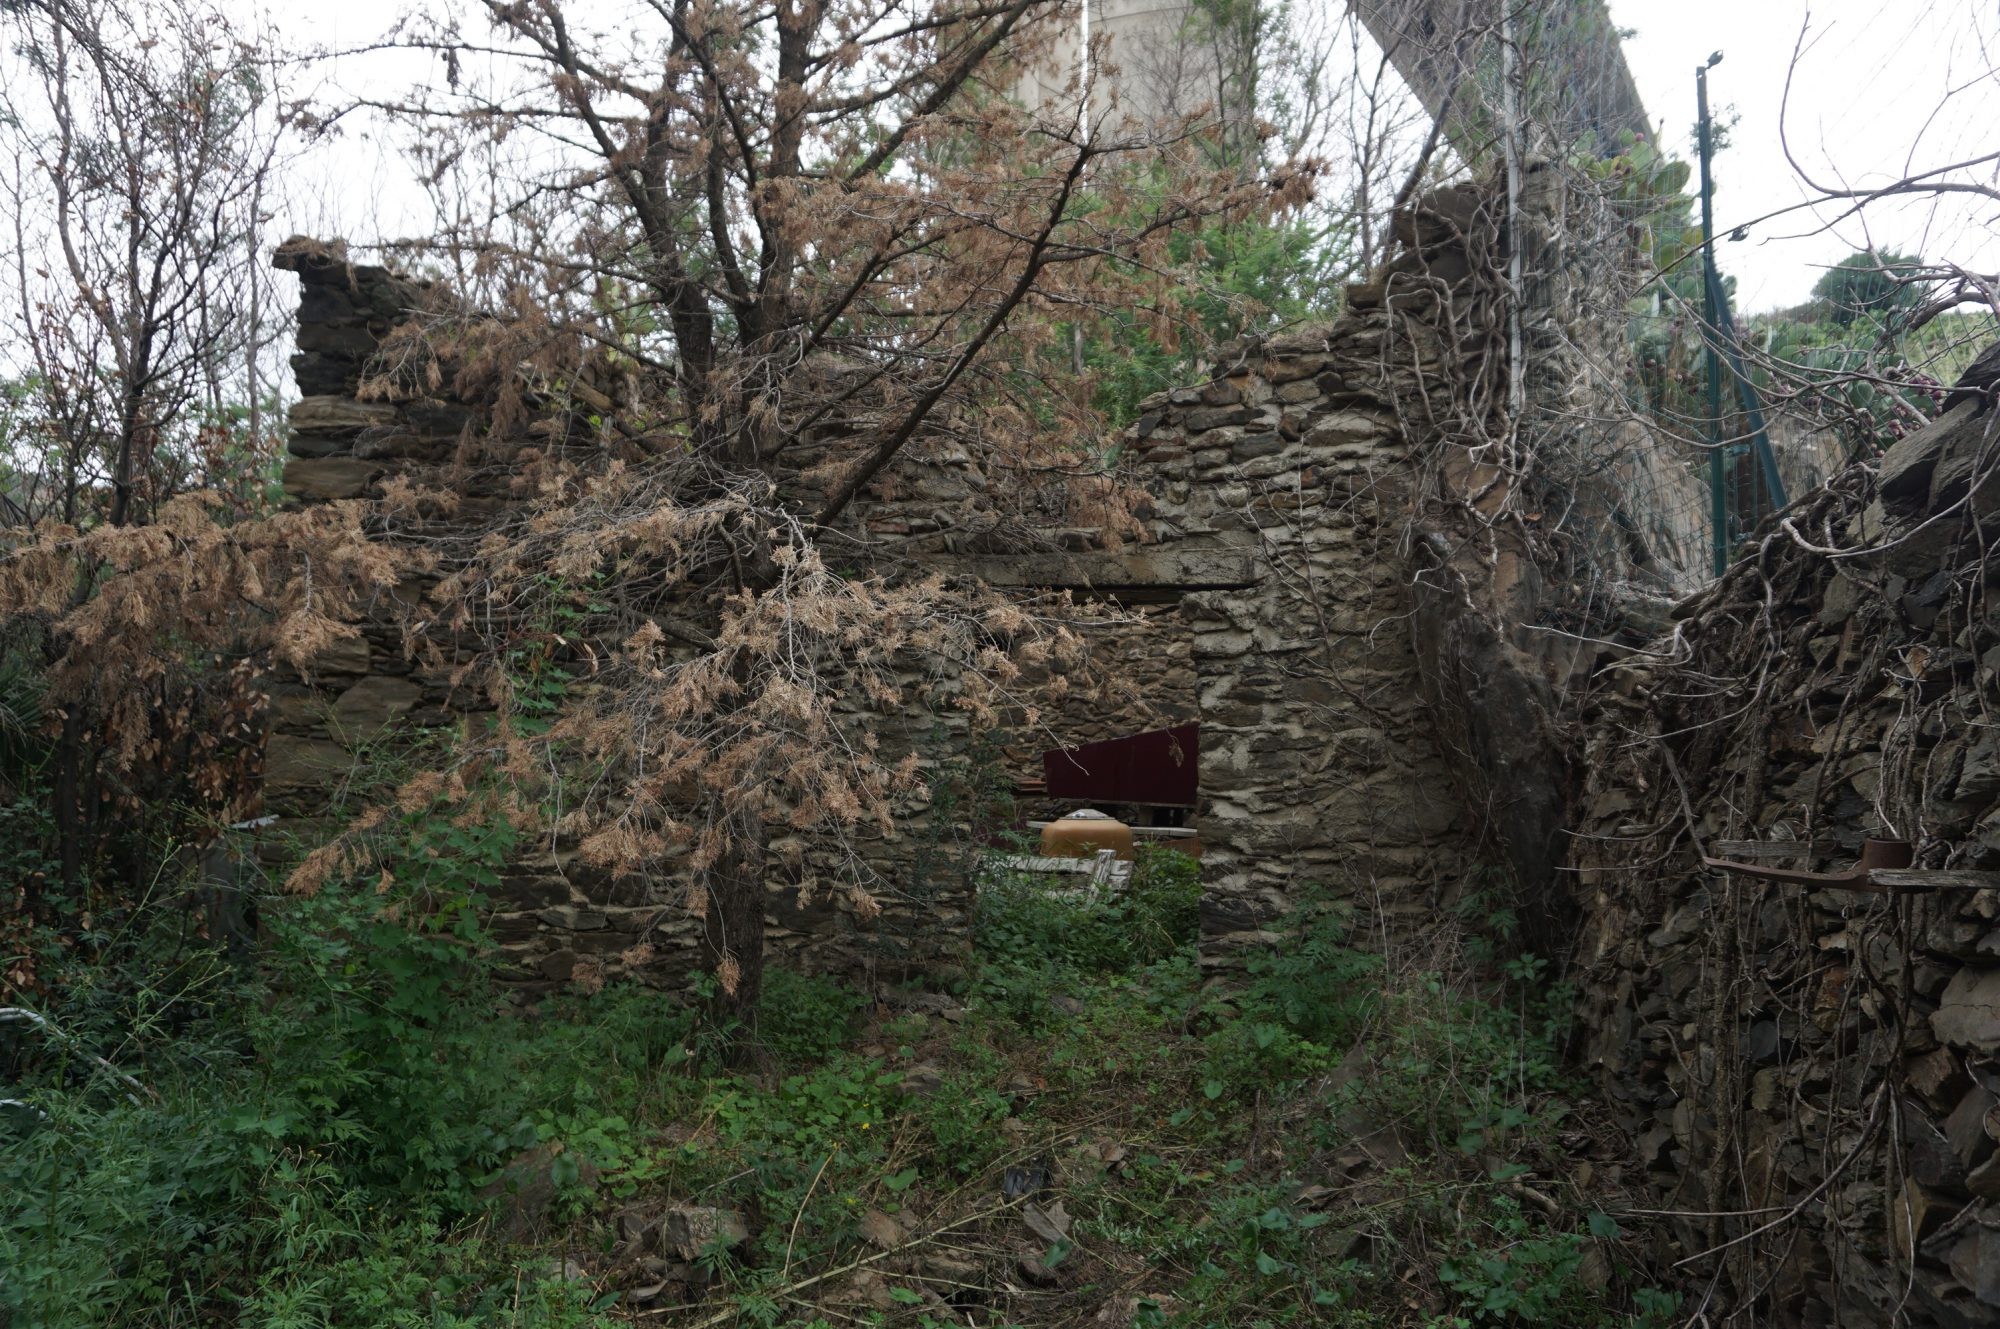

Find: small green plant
<box><xmin>971</xmin><ymin>846</ymin><xmax>1203</xmax><ymax>1029</ymax></box>
<box><xmin>1234</xmin><ymin>897</ymin><xmax>1379</xmax><ymax>1044</ymax></box>
<box><xmin>976</xmin><ymin>846</ymin><xmax>1201</xmax><ymax>975</ymax></box>
<box><xmin>1435</xmin><ymin>1203</ymin><xmax>1676</xmax><ymax>1328</ymax></box>
<box><xmin>1122</xmin><ymin>844</ymin><xmax>1202</xmax><ymax>963</ymax></box>
<box><xmin>756</xmin><ymin>968</ymin><xmax>865</xmax><ymax>1067</ymax></box>
<box><xmin>911</xmin><ymin>1066</ymin><xmax>1012</xmax><ymax>1177</ymax></box>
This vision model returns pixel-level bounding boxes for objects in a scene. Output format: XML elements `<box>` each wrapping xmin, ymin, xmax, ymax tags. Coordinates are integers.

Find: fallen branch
<box><xmin>650</xmin><ymin>1197</ymin><xmax>1025</xmax><ymax>1325</ymax></box>
<box><xmin>0</xmin><ymin>1007</ymin><xmax>156</xmax><ymax>1105</ymax></box>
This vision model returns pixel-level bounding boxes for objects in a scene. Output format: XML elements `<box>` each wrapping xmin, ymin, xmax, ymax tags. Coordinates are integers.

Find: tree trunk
<box><xmin>53</xmin><ymin>706</ymin><xmax>86</xmax><ymax>892</ymax></box>
<box><xmin>699</xmin><ymin>822</ymin><xmax>769</xmax><ymax>1060</ymax></box>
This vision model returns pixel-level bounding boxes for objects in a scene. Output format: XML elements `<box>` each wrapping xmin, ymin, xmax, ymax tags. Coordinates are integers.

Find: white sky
<box><xmin>1608</xmin><ymin>0</ymin><xmax>2000</xmax><ymax>312</ymax></box>
<box><xmin>197</xmin><ymin>0</ymin><xmax>2000</xmax><ymax>317</ymax></box>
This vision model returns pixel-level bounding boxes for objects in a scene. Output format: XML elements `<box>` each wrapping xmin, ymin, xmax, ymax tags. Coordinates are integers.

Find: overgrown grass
<box><xmin>2</xmin><ymin>796</ymin><xmax>657</xmax><ymax>1327</ymax></box>
<box><xmin>4</xmin><ymin>837</ymin><xmax>1676</xmax><ymax>1328</ymax></box>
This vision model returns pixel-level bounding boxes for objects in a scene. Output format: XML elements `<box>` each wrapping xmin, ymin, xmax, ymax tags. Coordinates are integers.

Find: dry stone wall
<box><xmin>1119</xmin><ymin>173</ymin><xmax>1690</xmax><ymax>956</ymax></box>
<box><xmin>260</xmin><ymin>241</ymin><xmax>1196</xmax><ymax>994</ymax></box>
<box><xmin>262</xmin><ymin>243</ymin><xmax>470</xmax><ymax>823</ymax></box>
<box><xmin>1125</xmin><ymin>326</ymin><xmax>1482</xmax><ymax>946</ymax></box>
<box><xmin>1570</xmin><ymin>404</ymin><xmax>2000</xmax><ymax>1326</ymax></box>
<box><xmin>261</xmin><ymin>172</ymin><xmax>1671</xmax><ymax>993</ymax></box>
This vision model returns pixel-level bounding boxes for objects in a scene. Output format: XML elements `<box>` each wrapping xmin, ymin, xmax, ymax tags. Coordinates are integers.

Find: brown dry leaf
<box><xmin>1086</xmin><ymin>1139</ymin><xmax>1128</xmax><ymax>1172</ymax></box>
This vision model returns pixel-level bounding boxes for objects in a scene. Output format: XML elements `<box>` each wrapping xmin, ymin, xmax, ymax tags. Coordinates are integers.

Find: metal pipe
<box><xmin>1502</xmin><ymin>2</ymin><xmax>1526</xmax><ymax>423</ymax></box>
<box><xmin>1696</xmin><ymin>55</ymin><xmax>1728</xmax><ymax>577</ymax></box>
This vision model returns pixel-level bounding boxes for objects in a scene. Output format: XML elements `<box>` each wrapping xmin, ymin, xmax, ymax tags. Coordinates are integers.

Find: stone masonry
<box><xmin>261</xmin><ymin>173</ymin><xmax>1677</xmax><ymax>991</ymax></box>
<box><xmin>1570</xmin><ymin>401</ymin><xmax>2000</xmax><ymax>1325</ymax></box>
<box><xmin>1124</xmin><ymin>327</ymin><xmax>1481</xmax><ymax>944</ymax></box>
<box><xmin>260</xmin><ymin>240</ymin><xmax>1197</xmax><ymax>992</ymax></box>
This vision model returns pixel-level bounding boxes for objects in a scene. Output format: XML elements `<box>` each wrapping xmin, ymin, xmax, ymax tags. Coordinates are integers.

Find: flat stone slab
<box><xmin>958</xmin><ymin>549</ymin><xmax>1259</xmax><ymax>598</ymax></box>
<box><xmin>332</xmin><ymin>675</ymin><xmax>424</xmax><ymax>736</ymax></box>
<box><xmin>288</xmin><ymin>396</ymin><xmax>398</xmax><ymax>435</ymax></box>
<box><xmin>1933</xmin><ymin>967</ymin><xmax>2000</xmax><ymax>1054</ymax></box>
<box><xmin>264</xmin><ymin>736</ymin><xmax>354</xmax><ymax>792</ymax></box>
<box><xmin>282</xmin><ymin>457</ymin><xmax>379</xmax><ymax>500</ymax></box>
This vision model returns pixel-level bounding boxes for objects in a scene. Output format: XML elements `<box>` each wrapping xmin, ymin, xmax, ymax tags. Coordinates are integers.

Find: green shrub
<box><xmin>976</xmin><ymin>846</ymin><xmax>1200</xmax><ymax>974</ymax></box>
<box><xmin>0</xmin><ymin>793</ymin><xmax>672</xmax><ymax>1327</ymax></box>
<box><xmin>1122</xmin><ymin>845</ymin><xmax>1202</xmax><ymax>964</ymax></box>
<box><xmin>756</xmin><ymin>968</ymin><xmax>864</xmax><ymax>1067</ymax></box>
<box><xmin>971</xmin><ymin>846</ymin><xmax>1202</xmax><ymax>1028</ymax></box>
<box><xmin>0</xmin><ymin>1038</ymin><xmax>626</xmax><ymax>1327</ymax></box>
<box><xmin>1200</xmin><ymin>899</ymin><xmax>1378</xmax><ymax>1099</ymax></box>
<box><xmin>1810</xmin><ymin>248</ymin><xmax>1924</xmax><ymax>325</ymax></box>
<box><xmin>911</xmin><ymin>1066</ymin><xmax>1012</xmax><ymax>1177</ymax></box>
<box><xmin>1234</xmin><ymin>898</ymin><xmax>1379</xmax><ymax>1045</ymax></box>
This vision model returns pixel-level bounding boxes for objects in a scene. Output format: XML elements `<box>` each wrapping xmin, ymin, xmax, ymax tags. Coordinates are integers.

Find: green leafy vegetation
<box><xmin>1079</xmin><ymin>211</ymin><xmax>1348</xmax><ymax>431</ymax></box>
<box><xmin>1602</xmin><ymin>123</ymin><xmax>1991</xmax><ymax>474</ymax></box>
<box><xmin>0</xmin><ymin>542</ymin><xmax>1670</xmax><ymax>1328</ymax></box>
<box><xmin>1809</xmin><ymin>249</ymin><xmax>1925</xmax><ymax>325</ymax></box>
<box><xmin>6</xmin><ymin>787</ymin><xmax>1673</xmax><ymax>1329</ymax></box>
<box><xmin>2</xmin><ymin>856</ymin><xmax>651</xmax><ymax>1325</ymax></box>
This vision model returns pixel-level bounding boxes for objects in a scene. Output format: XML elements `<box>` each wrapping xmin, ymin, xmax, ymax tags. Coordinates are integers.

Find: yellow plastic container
<box><xmin>1039</xmin><ymin>809</ymin><xmax>1135</xmax><ymax>862</ymax></box>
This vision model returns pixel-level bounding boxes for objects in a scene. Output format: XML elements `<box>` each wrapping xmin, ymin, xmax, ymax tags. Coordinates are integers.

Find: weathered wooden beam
<box><xmin>1867</xmin><ymin>870</ymin><xmax>2000</xmax><ymax>892</ymax></box>
<box><xmin>1708</xmin><ymin>839</ymin><xmax>1812</xmax><ymax>861</ymax></box>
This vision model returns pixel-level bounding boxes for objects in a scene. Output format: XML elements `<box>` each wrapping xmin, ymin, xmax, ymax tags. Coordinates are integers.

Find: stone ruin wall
<box><xmin>259</xmin><ymin>243</ymin><xmax>1196</xmax><ymax>993</ymax></box>
<box><xmin>1084</xmin><ymin>169</ymin><xmax>1697</xmax><ymax>954</ymax></box>
<box><xmin>257</xmin><ymin>247</ymin><xmax>1487</xmax><ymax>990</ymax></box>
<box><xmin>1125</xmin><ymin>325</ymin><xmax>1483</xmax><ymax>947</ymax></box>
<box><xmin>1569</xmin><ymin>404</ymin><xmax>2000</xmax><ymax>1325</ymax></box>
<box><xmin>259</xmin><ymin>171</ymin><xmax>1677</xmax><ymax>995</ymax></box>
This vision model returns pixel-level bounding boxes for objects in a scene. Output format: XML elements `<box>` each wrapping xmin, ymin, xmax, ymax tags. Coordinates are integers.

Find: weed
<box><xmin>0</xmin><ymin>786</ymin><xmax>637</xmax><ymax>1327</ymax></box>
<box><xmin>911</xmin><ymin>1064</ymin><xmax>1012</xmax><ymax>1177</ymax></box>
<box><xmin>971</xmin><ymin>846</ymin><xmax>1201</xmax><ymax>1029</ymax></box>
<box><xmin>756</xmin><ymin>968</ymin><xmax>865</xmax><ymax>1067</ymax></box>
<box><xmin>5</xmin><ymin>756</ymin><xmax>1681</xmax><ymax>1329</ymax></box>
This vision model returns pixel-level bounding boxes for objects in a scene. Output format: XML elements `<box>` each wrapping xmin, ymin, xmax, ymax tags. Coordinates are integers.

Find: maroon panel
<box><xmin>1043</xmin><ymin>723</ymin><xmax>1198</xmax><ymax>808</ymax></box>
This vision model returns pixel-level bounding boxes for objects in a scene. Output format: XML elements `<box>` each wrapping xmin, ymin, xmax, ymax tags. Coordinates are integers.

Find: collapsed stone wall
<box><xmin>1571</xmin><ymin>404</ymin><xmax>2000</xmax><ymax>1325</ymax></box>
<box><xmin>262</xmin><ymin>239</ymin><xmax>1469</xmax><ymax>984</ymax></box>
<box><xmin>260</xmin><ymin>240</ymin><xmax>1196</xmax><ymax>993</ymax></box>
<box><xmin>1114</xmin><ymin>168</ymin><xmax>1696</xmax><ymax>952</ymax></box>
<box><xmin>260</xmin><ymin>169</ymin><xmax>1685</xmax><ymax>993</ymax></box>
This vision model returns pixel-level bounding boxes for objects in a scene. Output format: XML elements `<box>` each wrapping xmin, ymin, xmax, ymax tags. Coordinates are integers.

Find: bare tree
<box><xmin>275</xmin><ymin>0</ymin><xmax>1301</xmax><ymax>1034</ymax></box>
<box><xmin>0</xmin><ymin>0</ymin><xmax>294</xmax><ymax>531</ymax></box>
